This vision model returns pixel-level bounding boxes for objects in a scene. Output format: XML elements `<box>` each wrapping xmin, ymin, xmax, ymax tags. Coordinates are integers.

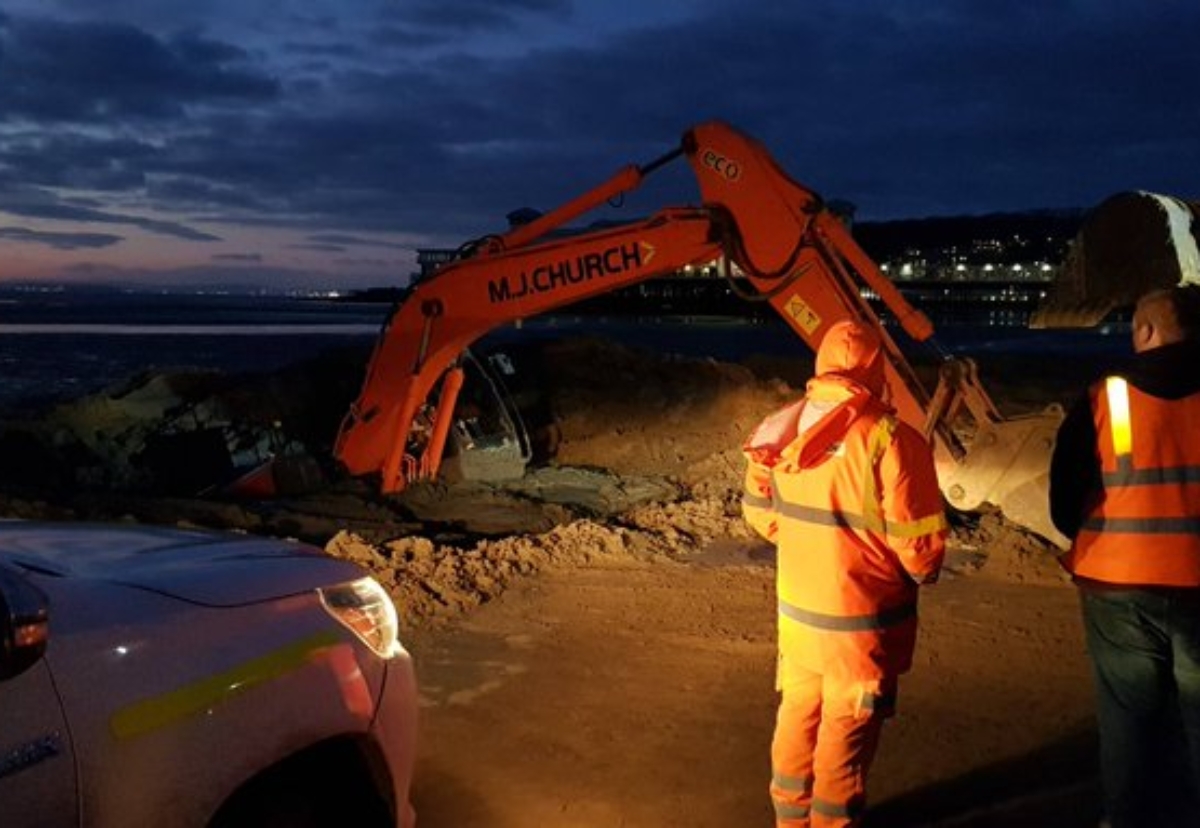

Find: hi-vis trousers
<box><xmin>770</xmin><ymin>664</ymin><xmax>897</xmax><ymax>828</ymax></box>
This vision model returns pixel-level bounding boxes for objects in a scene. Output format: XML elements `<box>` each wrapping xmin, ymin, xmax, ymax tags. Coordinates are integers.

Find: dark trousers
<box><xmin>1079</xmin><ymin>586</ymin><xmax>1200</xmax><ymax>828</ymax></box>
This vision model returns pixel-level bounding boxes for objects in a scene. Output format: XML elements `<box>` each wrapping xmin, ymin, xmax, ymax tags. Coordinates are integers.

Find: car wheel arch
<box><xmin>207</xmin><ymin>734</ymin><xmax>395</xmax><ymax>828</ymax></box>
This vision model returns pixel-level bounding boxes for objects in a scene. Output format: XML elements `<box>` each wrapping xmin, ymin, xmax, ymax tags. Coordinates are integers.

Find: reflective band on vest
<box><xmin>1103</xmin><ymin>466</ymin><xmax>1200</xmax><ymax>486</ymax></box>
<box><xmin>779</xmin><ymin>598</ymin><xmax>916</xmax><ymax>631</ymax></box>
<box><xmin>1106</xmin><ymin>376</ymin><xmax>1132</xmax><ymax>457</ymax></box>
<box><xmin>775</xmin><ymin>501</ymin><xmax>946</xmax><ymax>543</ymax></box>
<box><xmin>1082</xmin><ymin>516</ymin><xmax>1200</xmax><ymax>534</ymax></box>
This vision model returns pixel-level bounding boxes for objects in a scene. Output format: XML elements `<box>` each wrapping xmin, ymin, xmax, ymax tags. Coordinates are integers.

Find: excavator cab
<box><xmin>1031</xmin><ymin>191</ymin><xmax>1200</xmax><ymax>328</ymax></box>
<box><xmin>420</xmin><ymin>348</ymin><xmax>532</xmax><ymax>484</ymax></box>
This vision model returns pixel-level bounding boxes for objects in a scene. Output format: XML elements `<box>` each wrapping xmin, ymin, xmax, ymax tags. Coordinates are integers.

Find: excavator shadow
<box><xmin>865</xmin><ymin>726</ymin><xmax>1101</xmax><ymax>827</ymax></box>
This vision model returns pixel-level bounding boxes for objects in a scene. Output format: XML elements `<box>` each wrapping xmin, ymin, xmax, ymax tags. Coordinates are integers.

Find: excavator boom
<box><xmin>336</xmin><ymin>121</ymin><xmax>1071</xmax><ymax>547</ymax></box>
<box><xmin>335</xmin><ymin>208</ymin><xmax>721</xmax><ymax>486</ymax></box>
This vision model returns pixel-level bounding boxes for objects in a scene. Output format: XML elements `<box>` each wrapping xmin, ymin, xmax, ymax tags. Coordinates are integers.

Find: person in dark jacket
<box><xmin>1050</xmin><ymin>284</ymin><xmax>1200</xmax><ymax>828</ymax></box>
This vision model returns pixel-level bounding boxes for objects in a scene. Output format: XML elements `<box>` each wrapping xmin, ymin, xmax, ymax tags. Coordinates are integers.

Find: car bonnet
<box><xmin>0</xmin><ymin>521</ymin><xmax>366</xmax><ymax>607</ymax></box>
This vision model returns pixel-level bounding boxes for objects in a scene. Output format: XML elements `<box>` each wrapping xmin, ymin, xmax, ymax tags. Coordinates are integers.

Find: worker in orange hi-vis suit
<box><xmin>742</xmin><ymin>319</ymin><xmax>948</xmax><ymax>828</ymax></box>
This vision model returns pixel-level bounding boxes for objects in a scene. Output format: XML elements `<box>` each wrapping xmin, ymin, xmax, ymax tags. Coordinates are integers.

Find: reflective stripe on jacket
<box><xmin>743</xmin><ymin>377</ymin><xmax>947</xmax><ymax>680</ymax></box>
<box><xmin>1060</xmin><ymin>375</ymin><xmax>1200</xmax><ymax>587</ymax></box>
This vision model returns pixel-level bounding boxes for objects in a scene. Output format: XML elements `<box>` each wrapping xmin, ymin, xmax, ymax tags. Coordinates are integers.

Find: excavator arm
<box><xmin>335</xmin><ymin>121</ymin><xmax>1069</xmax><ymax>547</ymax></box>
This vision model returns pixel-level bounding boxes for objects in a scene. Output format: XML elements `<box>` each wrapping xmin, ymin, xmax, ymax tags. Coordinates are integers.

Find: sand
<box><xmin>0</xmin><ymin>335</ymin><xmax>1104</xmax><ymax>826</ymax></box>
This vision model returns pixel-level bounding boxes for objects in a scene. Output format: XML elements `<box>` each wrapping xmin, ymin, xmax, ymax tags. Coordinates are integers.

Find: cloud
<box><xmin>0</xmin><ymin>193</ymin><xmax>220</xmax><ymax>241</ymax></box>
<box><xmin>0</xmin><ymin>225</ymin><xmax>122</xmax><ymax>249</ymax></box>
<box><xmin>288</xmin><ymin>241</ymin><xmax>345</xmax><ymax>252</ymax></box>
<box><xmin>384</xmin><ymin>0</ymin><xmax>572</xmax><ymax>34</ymax></box>
<box><xmin>0</xmin><ymin>16</ymin><xmax>279</xmax><ymax>122</ymax></box>
<box><xmin>56</xmin><ymin>259</ymin><xmax>344</xmax><ymax>290</ymax></box>
<box><xmin>306</xmin><ymin>233</ymin><xmax>412</xmax><ymax>249</ymax></box>
<box><xmin>0</xmin><ymin>1</ymin><xmax>1198</xmax><ymax>287</ymax></box>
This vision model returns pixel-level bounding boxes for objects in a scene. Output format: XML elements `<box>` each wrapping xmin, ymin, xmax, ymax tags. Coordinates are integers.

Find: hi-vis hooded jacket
<box><xmin>742</xmin><ymin>321</ymin><xmax>947</xmax><ymax>680</ymax></box>
<box><xmin>1052</xmin><ymin>339</ymin><xmax>1200</xmax><ymax>588</ymax></box>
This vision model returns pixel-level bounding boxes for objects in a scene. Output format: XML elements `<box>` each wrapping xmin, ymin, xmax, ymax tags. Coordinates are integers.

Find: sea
<box><xmin>0</xmin><ymin>287</ymin><xmax>1130</xmax><ymax>414</ymax></box>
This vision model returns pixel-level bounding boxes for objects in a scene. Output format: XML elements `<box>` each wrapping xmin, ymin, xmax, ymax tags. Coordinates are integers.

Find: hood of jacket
<box><xmin>1116</xmin><ymin>338</ymin><xmax>1200</xmax><ymax>400</ymax></box>
<box><xmin>813</xmin><ymin>320</ymin><xmax>886</xmax><ymax>397</ymax></box>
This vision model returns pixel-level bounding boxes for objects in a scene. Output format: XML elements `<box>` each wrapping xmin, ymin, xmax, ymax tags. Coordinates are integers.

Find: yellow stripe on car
<box><xmin>110</xmin><ymin>630</ymin><xmax>341</xmax><ymax>740</ymax></box>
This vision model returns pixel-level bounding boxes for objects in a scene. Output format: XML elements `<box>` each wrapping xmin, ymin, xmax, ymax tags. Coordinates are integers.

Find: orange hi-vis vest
<box><xmin>1060</xmin><ymin>375</ymin><xmax>1200</xmax><ymax>587</ymax></box>
<box><xmin>743</xmin><ymin>378</ymin><xmax>947</xmax><ymax>680</ymax></box>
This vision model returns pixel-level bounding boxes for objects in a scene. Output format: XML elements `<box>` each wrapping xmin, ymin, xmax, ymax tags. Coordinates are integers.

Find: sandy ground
<box><xmin>0</xmin><ymin>335</ymin><xmax>1108</xmax><ymax>826</ymax></box>
<box><xmin>406</xmin><ymin>547</ymin><xmax>1098</xmax><ymax>828</ymax></box>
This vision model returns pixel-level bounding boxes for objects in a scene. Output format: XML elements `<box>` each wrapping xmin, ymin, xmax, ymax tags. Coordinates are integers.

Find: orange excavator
<box><xmin>332</xmin><ymin>122</ymin><xmax>1193</xmax><ymax>549</ymax></box>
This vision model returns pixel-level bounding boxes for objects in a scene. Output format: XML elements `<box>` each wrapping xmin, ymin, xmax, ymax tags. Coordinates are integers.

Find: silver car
<box><xmin>0</xmin><ymin>521</ymin><xmax>418</xmax><ymax>827</ymax></box>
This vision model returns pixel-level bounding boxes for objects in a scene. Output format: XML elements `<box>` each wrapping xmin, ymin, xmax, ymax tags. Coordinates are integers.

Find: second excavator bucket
<box><xmin>1030</xmin><ymin>191</ymin><xmax>1200</xmax><ymax>328</ymax></box>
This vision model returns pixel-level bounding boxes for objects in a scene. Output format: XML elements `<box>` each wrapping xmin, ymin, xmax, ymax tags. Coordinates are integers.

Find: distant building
<box><xmin>415</xmin><ymin>248</ymin><xmax>457</xmax><ymax>281</ymax></box>
<box><xmin>855</xmin><ymin>210</ymin><xmax>1083</xmax><ymax>283</ymax></box>
<box><xmin>413</xmin><ymin>208</ymin><xmax>1085</xmax><ymax>286</ymax></box>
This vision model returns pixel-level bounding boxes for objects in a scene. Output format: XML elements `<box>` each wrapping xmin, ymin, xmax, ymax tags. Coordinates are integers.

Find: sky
<box><xmin>0</xmin><ymin>1</ymin><xmax>1197</xmax><ymax>291</ymax></box>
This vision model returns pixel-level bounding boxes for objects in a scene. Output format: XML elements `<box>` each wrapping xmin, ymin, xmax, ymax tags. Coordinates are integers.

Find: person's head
<box><xmin>815</xmin><ymin>320</ymin><xmax>885</xmax><ymax>395</ymax></box>
<box><xmin>1131</xmin><ymin>285</ymin><xmax>1200</xmax><ymax>353</ymax></box>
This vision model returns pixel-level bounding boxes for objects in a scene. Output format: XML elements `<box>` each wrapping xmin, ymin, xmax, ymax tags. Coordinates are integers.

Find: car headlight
<box><xmin>318</xmin><ymin>577</ymin><xmax>403</xmax><ymax>659</ymax></box>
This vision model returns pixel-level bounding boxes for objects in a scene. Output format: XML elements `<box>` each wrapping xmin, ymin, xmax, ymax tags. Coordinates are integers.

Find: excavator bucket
<box><xmin>938</xmin><ymin>407</ymin><xmax>1069</xmax><ymax>550</ymax></box>
<box><xmin>1030</xmin><ymin>191</ymin><xmax>1200</xmax><ymax>328</ymax></box>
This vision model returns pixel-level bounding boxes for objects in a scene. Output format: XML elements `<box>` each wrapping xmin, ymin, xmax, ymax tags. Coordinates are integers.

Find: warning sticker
<box><xmin>783</xmin><ymin>295</ymin><xmax>822</xmax><ymax>335</ymax></box>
